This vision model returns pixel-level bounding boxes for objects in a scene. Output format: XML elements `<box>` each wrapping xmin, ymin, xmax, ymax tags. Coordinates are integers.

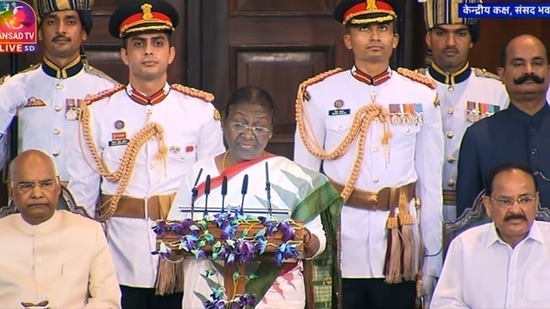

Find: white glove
<box><xmin>422</xmin><ymin>275</ymin><xmax>437</xmax><ymax>308</ymax></box>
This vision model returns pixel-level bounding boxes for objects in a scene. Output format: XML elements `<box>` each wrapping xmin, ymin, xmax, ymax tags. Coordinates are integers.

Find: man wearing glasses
<box><xmin>432</xmin><ymin>162</ymin><xmax>550</xmax><ymax>308</ymax></box>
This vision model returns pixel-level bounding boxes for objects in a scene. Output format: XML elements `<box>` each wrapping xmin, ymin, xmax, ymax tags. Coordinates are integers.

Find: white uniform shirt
<box><xmin>67</xmin><ymin>83</ymin><xmax>225</xmax><ymax>288</ymax></box>
<box><xmin>423</xmin><ymin>66</ymin><xmax>508</xmax><ymax>219</ymax></box>
<box><xmin>428</xmin><ymin>68</ymin><xmax>508</xmax><ymax>191</ymax></box>
<box><xmin>0</xmin><ymin>58</ymin><xmax>117</xmax><ymax>181</ymax></box>
<box><xmin>294</xmin><ymin>68</ymin><xmax>444</xmax><ymax>278</ymax></box>
<box><xmin>0</xmin><ymin>210</ymin><xmax>121</xmax><ymax>309</ymax></box>
<box><xmin>431</xmin><ymin>221</ymin><xmax>550</xmax><ymax>309</ymax></box>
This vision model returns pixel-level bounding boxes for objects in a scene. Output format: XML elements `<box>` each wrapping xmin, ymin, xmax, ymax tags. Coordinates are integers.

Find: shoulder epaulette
<box><xmin>171</xmin><ymin>84</ymin><xmax>215</xmax><ymax>102</ymax></box>
<box><xmin>84</xmin><ymin>64</ymin><xmax>121</xmax><ymax>85</ymax></box>
<box><xmin>397</xmin><ymin>67</ymin><xmax>436</xmax><ymax>89</ymax></box>
<box><xmin>83</xmin><ymin>84</ymin><xmax>125</xmax><ymax>106</ymax></box>
<box><xmin>414</xmin><ymin>67</ymin><xmax>428</xmax><ymax>75</ymax></box>
<box><xmin>298</xmin><ymin>68</ymin><xmax>343</xmax><ymax>102</ymax></box>
<box><xmin>0</xmin><ymin>74</ymin><xmax>9</xmax><ymax>85</ymax></box>
<box><xmin>473</xmin><ymin>67</ymin><xmax>501</xmax><ymax>81</ymax></box>
<box><xmin>0</xmin><ymin>64</ymin><xmax>40</xmax><ymax>85</ymax></box>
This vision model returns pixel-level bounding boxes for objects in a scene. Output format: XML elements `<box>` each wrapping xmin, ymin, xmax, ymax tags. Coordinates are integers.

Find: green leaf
<box><xmin>193</xmin><ymin>291</ymin><xmax>210</xmax><ymax>304</ymax></box>
<box><xmin>248</xmin><ymin>274</ymin><xmax>259</xmax><ymax>280</ymax></box>
<box><xmin>271</xmin><ymin>182</ymin><xmax>299</xmax><ymax>208</ymax></box>
<box><xmin>241</xmin><ymin>228</ymin><xmax>249</xmax><ymax>238</ymax></box>
<box><xmin>233</xmin><ymin>269</ymin><xmax>240</xmax><ymax>282</ymax></box>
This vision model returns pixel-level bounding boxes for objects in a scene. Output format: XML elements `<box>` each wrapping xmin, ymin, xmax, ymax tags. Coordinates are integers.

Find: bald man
<box><xmin>0</xmin><ymin>150</ymin><xmax>121</xmax><ymax>308</ymax></box>
<box><xmin>457</xmin><ymin>34</ymin><xmax>550</xmax><ymax>215</ymax></box>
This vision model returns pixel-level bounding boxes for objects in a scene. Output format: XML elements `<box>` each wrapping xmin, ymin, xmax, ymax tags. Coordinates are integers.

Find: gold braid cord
<box><xmin>295</xmin><ymin>68</ymin><xmax>391</xmax><ymax>202</ymax></box>
<box><xmin>171</xmin><ymin>83</ymin><xmax>215</xmax><ymax>102</ymax></box>
<box><xmin>396</xmin><ymin>67</ymin><xmax>436</xmax><ymax>90</ymax></box>
<box><xmin>79</xmin><ymin>85</ymin><xmax>168</xmax><ymax>220</ymax></box>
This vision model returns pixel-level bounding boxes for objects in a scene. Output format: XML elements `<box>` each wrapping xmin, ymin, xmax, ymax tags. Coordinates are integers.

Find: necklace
<box><xmin>222</xmin><ymin>151</ymin><xmax>230</xmax><ymax>170</ymax></box>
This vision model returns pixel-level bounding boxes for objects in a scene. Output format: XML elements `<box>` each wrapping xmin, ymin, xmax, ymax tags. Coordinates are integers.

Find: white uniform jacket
<box><xmin>294</xmin><ymin>67</ymin><xmax>444</xmax><ymax>279</ymax></box>
<box><xmin>421</xmin><ymin>64</ymin><xmax>508</xmax><ymax>219</ymax></box>
<box><xmin>0</xmin><ymin>57</ymin><xmax>117</xmax><ymax>180</ymax></box>
<box><xmin>67</xmin><ymin>83</ymin><xmax>225</xmax><ymax>288</ymax></box>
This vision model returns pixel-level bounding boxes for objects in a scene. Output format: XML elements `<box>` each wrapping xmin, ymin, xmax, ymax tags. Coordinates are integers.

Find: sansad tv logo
<box><xmin>0</xmin><ymin>0</ymin><xmax>38</xmax><ymax>53</ymax></box>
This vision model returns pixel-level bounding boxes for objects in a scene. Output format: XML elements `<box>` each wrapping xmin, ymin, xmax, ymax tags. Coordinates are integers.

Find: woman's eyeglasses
<box><xmin>231</xmin><ymin>122</ymin><xmax>271</xmax><ymax>136</ymax></box>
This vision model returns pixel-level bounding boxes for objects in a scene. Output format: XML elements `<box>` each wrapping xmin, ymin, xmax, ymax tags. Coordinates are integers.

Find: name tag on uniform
<box><xmin>328</xmin><ymin>109</ymin><xmax>350</xmax><ymax>116</ymax></box>
<box><xmin>109</xmin><ymin>132</ymin><xmax>129</xmax><ymax>147</ymax></box>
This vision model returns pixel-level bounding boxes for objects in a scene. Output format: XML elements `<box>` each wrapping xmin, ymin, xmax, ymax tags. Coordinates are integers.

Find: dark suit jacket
<box><xmin>456</xmin><ymin>103</ymin><xmax>550</xmax><ymax>216</ymax></box>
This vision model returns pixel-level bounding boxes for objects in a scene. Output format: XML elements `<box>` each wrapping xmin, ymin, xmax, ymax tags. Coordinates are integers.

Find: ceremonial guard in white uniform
<box><xmin>67</xmin><ymin>1</ymin><xmax>225</xmax><ymax>308</ymax></box>
<box><xmin>294</xmin><ymin>0</ymin><xmax>444</xmax><ymax>308</ymax></box>
<box><xmin>420</xmin><ymin>0</ymin><xmax>508</xmax><ymax>219</ymax></box>
<box><xmin>0</xmin><ymin>0</ymin><xmax>117</xmax><ymax>182</ymax></box>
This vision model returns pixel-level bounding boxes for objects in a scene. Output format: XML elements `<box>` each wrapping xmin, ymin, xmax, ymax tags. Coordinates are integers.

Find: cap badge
<box><xmin>367</xmin><ymin>0</ymin><xmax>378</xmax><ymax>10</ymax></box>
<box><xmin>141</xmin><ymin>3</ymin><xmax>154</xmax><ymax>20</ymax></box>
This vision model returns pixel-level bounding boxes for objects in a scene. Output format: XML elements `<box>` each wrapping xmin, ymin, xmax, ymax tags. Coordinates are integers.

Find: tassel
<box><xmin>385</xmin><ymin>217</ymin><xmax>402</xmax><ymax>284</ymax></box>
<box><xmin>155</xmin><ymin>259</ymin><xmax>184</xmax><ymax>295</ymax></box>
<box><xmin>400</xmin><ymin>215</ymin><xmax>416</xmax><ymax>281</ymax></box>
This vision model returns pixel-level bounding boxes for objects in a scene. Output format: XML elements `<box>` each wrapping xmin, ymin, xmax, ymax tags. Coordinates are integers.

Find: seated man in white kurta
<box><xmin>432</xmin><ymin>163</ymin><xmax>550</xmax><ymax>309</ymax></box>
<box><xmin>0</xmin><ymin>150</ymin><xmax>120</xmax><ymax>309</ymax></box>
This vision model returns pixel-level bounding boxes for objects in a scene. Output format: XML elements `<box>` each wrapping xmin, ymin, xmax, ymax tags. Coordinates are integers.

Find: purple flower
<box><xmin>255</xmin><ymin>238</ymin><xmax>267</xmax><ymax>255</ymax></box>
<box><xmin>212</xmin><ymin>212</ymin><xmax>231</xmax><ymax>228</ymax></box>
<box><xmin>275</xmin><ymin>243</ymin><xmax>299</xmax><ymax>266</ymax></box>
<box><xmin>180</xmin><ymin>234</ymin><xmax>199</xmax><ymax>252</ymax></box>
<box><xmin>220</xmin><ymin>221</ymin><xmax>238</xmax><ymax>240</ymax></box>
<box><xmin>234</xmin><ymin>239</ymin><xmax>256</xmax><ymax>263</ymax></box>
<box><xmin>151</xmin><ymin>221</ymin><xmax>168</xmax><ymax>236</ymax></box>
<box><xmin>169</xmin><ymin>218</ymin><xmax>198</xmax><ymax>235</ymax></box>
<box><xmin>205</xmin><ymin>299</ymin><xmax>226</xmax><ymax>309</ymax></box>
<box><xmin>277</xmin><ymin>221</ymin><xmax>296</xmax><ymax>242</ymax></box>
<box><xmin>238</xmin><ymin>294</ymin><xmax>256</xmax><ymax>306</ymax></box>
<box><xmin>259</xmin><ymin>217</ymin><xmax>278</xmax><ymax>237</ymax></box>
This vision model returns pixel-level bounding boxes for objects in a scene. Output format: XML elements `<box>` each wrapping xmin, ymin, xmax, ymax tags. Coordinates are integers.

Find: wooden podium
<box><xmin>154</xmin><ymin>215</ymin><xmax>306</xmax><ymax>302</ymax></box>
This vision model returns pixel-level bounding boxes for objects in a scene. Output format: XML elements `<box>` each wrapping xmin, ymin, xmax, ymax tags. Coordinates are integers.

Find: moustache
<box><xmin>443</xmin><ymin>48</ymin><xmax>459</xmax><ymax>53</ymax></box>
<box><xmin>504</xmin><ymin>213</ymin><xmax>527</xmax><ymax>222</ymax></box>
<box><xmin>513</xmin><ymin>73</ymin><xmax>545</xmax><ymax>85</ymax></box>
<box><xmin>52</xmin><ymin>35</ymin><xmax>71</xmax><ymax>42</ymax></box>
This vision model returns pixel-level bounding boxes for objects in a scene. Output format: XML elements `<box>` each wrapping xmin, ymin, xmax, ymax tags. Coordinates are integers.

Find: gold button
<box><xmin>338</xmin><ymin>126</ymin><xmax>343</xmax><ymax>132</ymax></box>
<box><xmin>447</xmin><ymin>179</ymin><xmax>455</xmax><ymax>187</ymax></box>
<box><xmin>373</xmin><ymin>177</ymin><xmax>379</xmax><ymax>183</ymax></box>
<box><xmin>446</xmin><ymin>131</ymin><xmax>454</xmax><ymax>138</ymax></box>
<box><xmin>55</xmin><ymin>83</ymin><xmax>64</xmax><ymax>90</ymax></box>
<box><xmin>55</xmin><ymin>105</ymin><xmax>62</xmax><ymax>112</ymax></box>
<box><xmin>372</xmin><ymin>146</ymin><xmax>379</xmax><ymax>153</ymax></box>
<box><xmin>53</xmin><ymin>128</ymin><xmax>61</xmax><ymax>135</ymax></box>
<box><xmin>448</xmin><ymin>85</ymin><xmax>454</xmax><ymax>92</ymax></box>
<box><xmin>180</xmin><ymin>155</ymin><xmax>185</xmax><ymax>160</ymax></box>
<box><xmin>447</xmin><ymin>107</ymin><xmax>454</xmax><ymax>114</ymax></box>
<box><xmin>447</xmin><ymin>155</ymin><xmax>456</xmax><ymax>163</ymax></box>
<box><xmin>149</xmin><ymin>163</ymin><xmax>155</xmax><ymax>169</ymax></box>
<box><xmin>405</xmin><ymin>127</ymin><xmax>410</xmax><ymax>133</ymax></box>
<box><xmin>52</xmin><ymin>149</ymin><xmax>60</xmax><ymax>156</ymax></box>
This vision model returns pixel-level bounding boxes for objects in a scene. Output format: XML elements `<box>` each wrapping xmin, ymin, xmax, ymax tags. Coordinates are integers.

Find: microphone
<box><xmin>265</xmin><ymin>162</ymin><xmax>272</xmax><ymax>217</ymax></box>
<box><xmin>190</xmin><ymin>168</ymin><xmax>203</xmax><ymax>217</ymax></box>
<box><xmin>204</xmin><ymin>175</ymin><xmax>211</xmax><ymax>216</ymax></box>
<box><xmin>221</xmin><ymin>176</ymin><xmax>228</xmax><ymax>213</ymax></box>
<box><xmin>239</xmin><ymin>174</ymin><xmax>248</xmax><ymax>215</ymax></box>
